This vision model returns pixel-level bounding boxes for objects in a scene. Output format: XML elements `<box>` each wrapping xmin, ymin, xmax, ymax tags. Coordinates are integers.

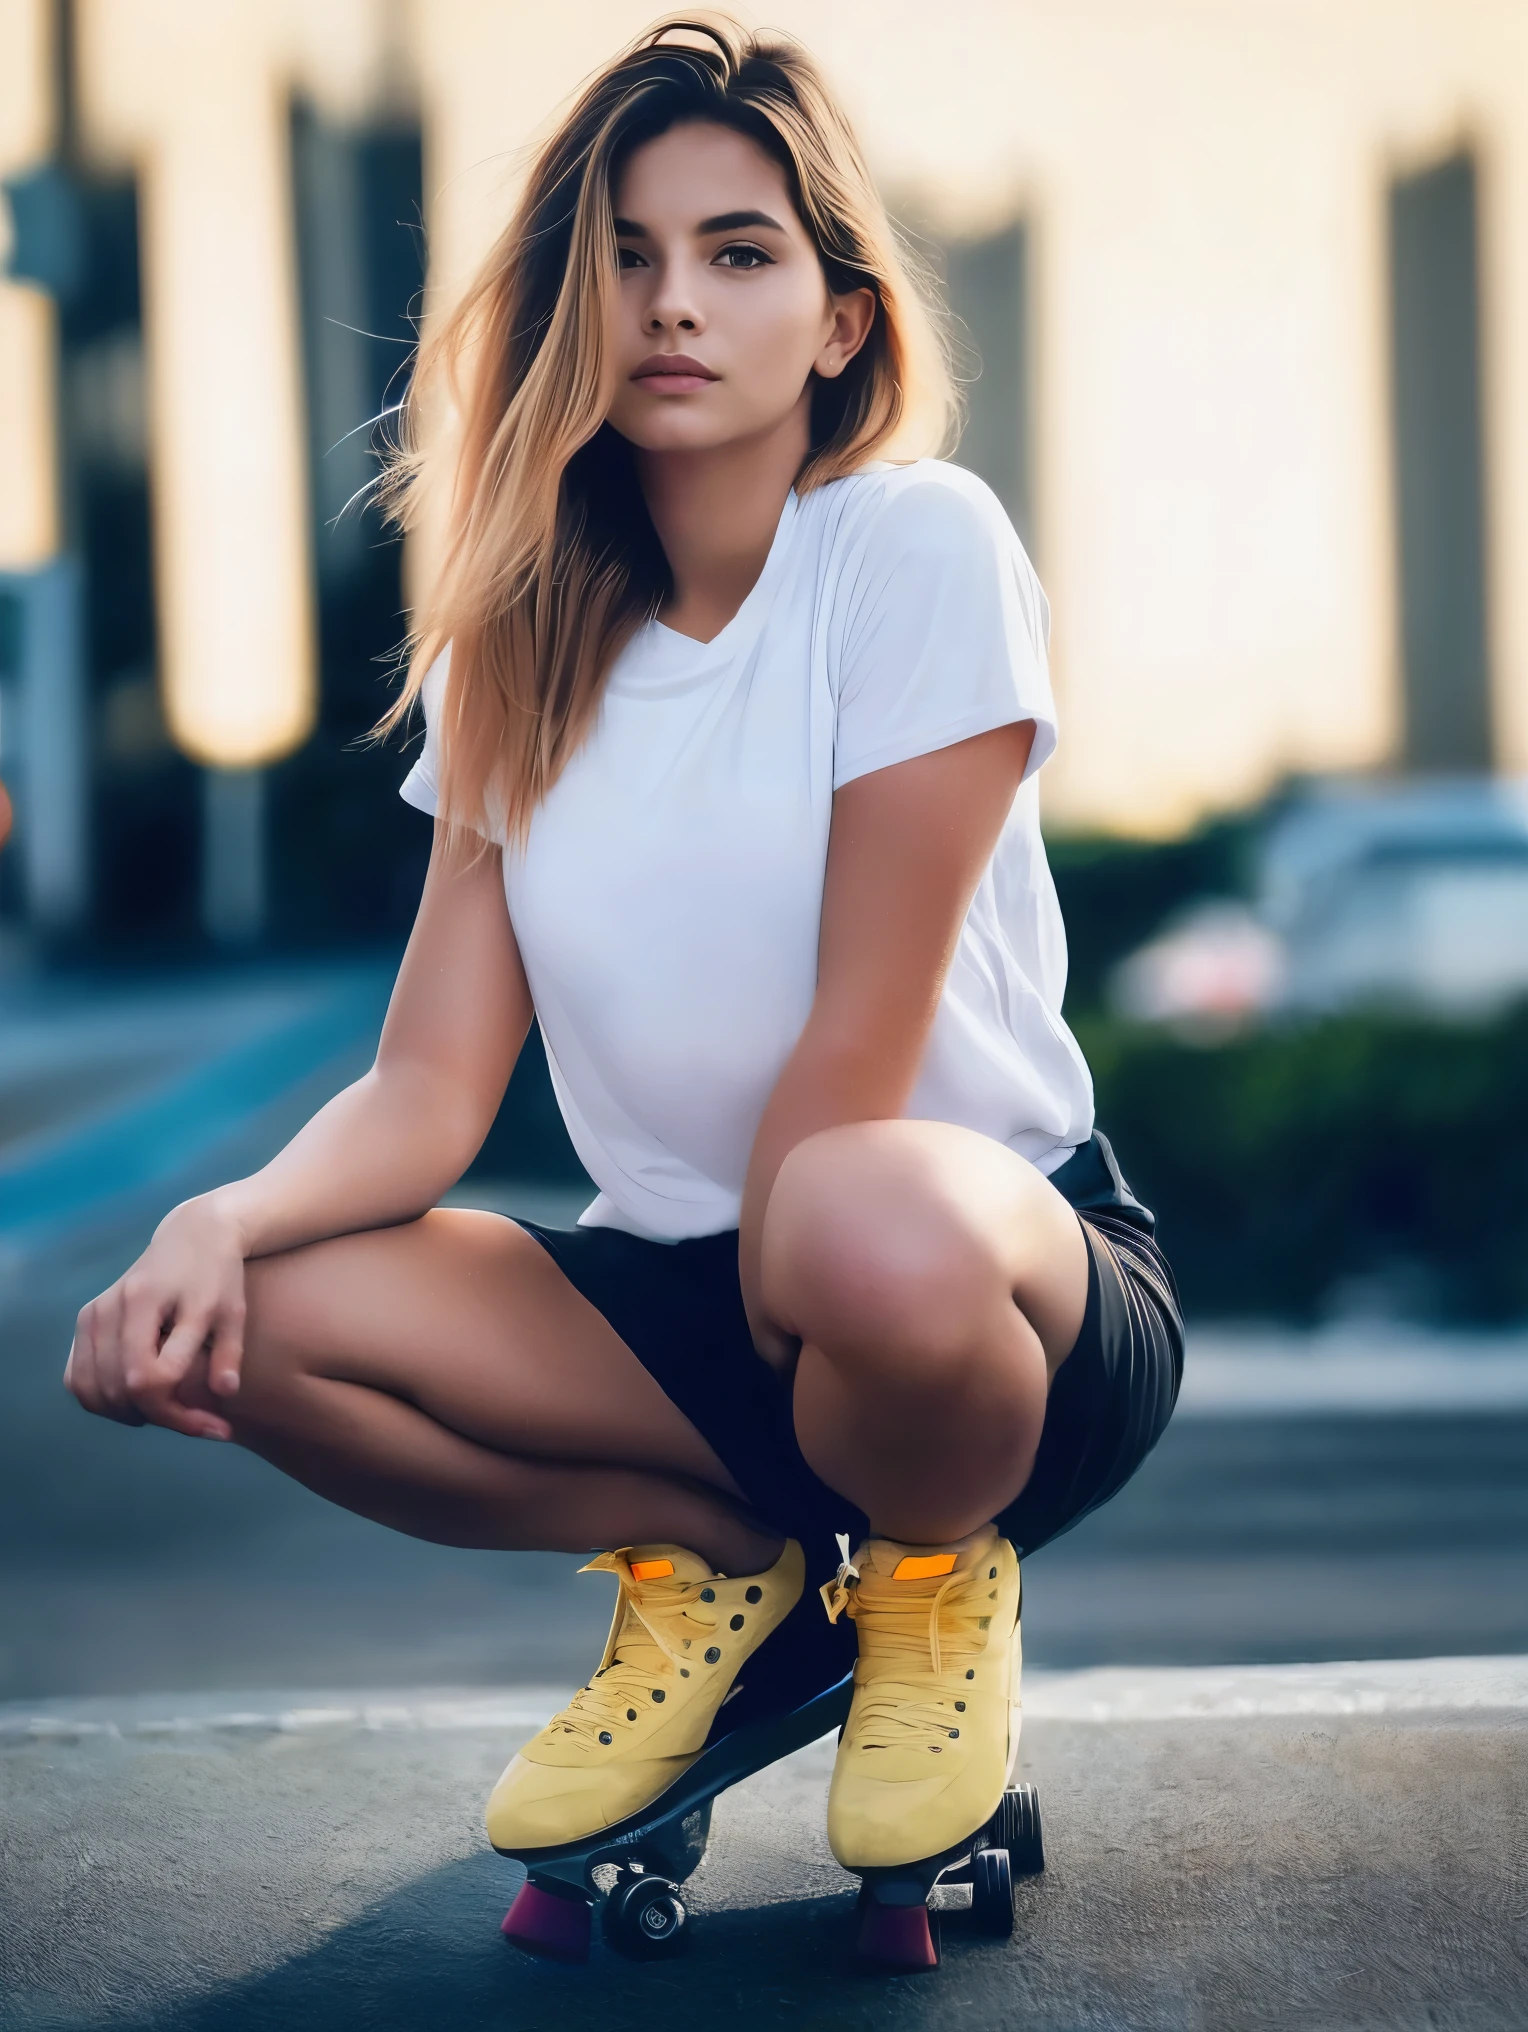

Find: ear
<box><xmin>814</xmin><ymin>286</ymin><xmax>876</xmax><ymax>381</ymax></box>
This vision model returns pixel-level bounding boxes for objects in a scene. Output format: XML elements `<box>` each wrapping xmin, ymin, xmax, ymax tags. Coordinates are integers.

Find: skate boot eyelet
<box><xmin>699</xmin><ymin>1588</ymin><xmax>716</xmax><ymax>1602</ymax></box>
<box><xmin>965</xmin><ymin>1669</ymin><xmax>975</xmax><ymax>1680</ymax></box>
<box><xmin>989</xmin><ymin>1567</ymin><xmax>997</xmax><ymax>1579</ymax></box>
<box><xmin>955</xmin><ymin>1701</ymin><xmax>966</xmax><ymax>1711</ymax></box>
<box><xmin>487</xmin><ymin>1538</ymin><xmax>812</xmax><ymax>1866</ymax></box>
<box><xmin>949</xmin><ymin>1728</ymin><xmax>959</xmax><ymax>1738</ymax></box>
<box><xmin>745</xmin><ymin>1586</ymin><xmax>762</xmax><ymax>1603</ymax></box>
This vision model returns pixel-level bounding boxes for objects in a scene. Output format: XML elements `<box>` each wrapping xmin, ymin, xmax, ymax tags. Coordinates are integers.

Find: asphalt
<box><xmin>4</xmin><ymin>1660</ymin><xmax>1526</xmax><ymax>2031</ymax></box>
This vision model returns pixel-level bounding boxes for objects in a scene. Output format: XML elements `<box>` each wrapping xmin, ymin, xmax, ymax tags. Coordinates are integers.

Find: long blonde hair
<box><xmin>376</xmin><ymin>13</ymin><xmax>959</xmax><ymax>845</ymax></box>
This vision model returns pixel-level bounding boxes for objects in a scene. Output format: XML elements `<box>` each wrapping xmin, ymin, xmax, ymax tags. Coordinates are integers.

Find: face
<box><xmin>603</xmin><ymin>119</ymin><xmax>874</xmax><ymax>456</ymax></box>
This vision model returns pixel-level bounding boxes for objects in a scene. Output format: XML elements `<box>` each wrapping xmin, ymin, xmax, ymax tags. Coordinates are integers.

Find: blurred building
<box><xmin>0</xmin><ymin>0</ymin><xmax>428</xmax><ymax>954</ymax></box>
<box><xmin>3</xmin><ymin>0</ymin><xmax>1528</xmax><ymax>954</ymax></box>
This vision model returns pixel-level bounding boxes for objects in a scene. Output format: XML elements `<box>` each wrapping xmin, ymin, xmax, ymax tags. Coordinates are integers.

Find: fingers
<box><xmin>64</xmin><ymin>1313</ymin><xmax>105</xmax><ymax>1416</ymax></box>
<box><xmin>153</xmin><ymin>1391</ymin><xmax>233</xmax><ymax>1444</ymax></box>
<box><xmin>66</xmin><ymin>1213</ymin><xmax>252</xmax><ymax>1442</ymax></box>
<box><xmin>118</xmin><ymin>1271</ymin><xmax>170</xmax><ymax>1392</ymax></box>
<box><xmin>67</xmin><ymin>1280</ymin><xmax>232</xmax><ymax>1437</ymax></box>
<box><xmin>119</xmin><ymin>1298</ymin><xmax>226</xmax><ymax>1440</ymax></box>
<box><xmin>153</xmin><ymin>1312</ymin><xmax>235</xmax><ymax>1442</ymax></box>
<box><xmin>65</xmin><ymin>1290</ymin><xmax>146</xmax><ymax>1426</ymax></box>
<box><xmin>205</xmin><ymin>1302</ymin><xmax>246</xmax><ymax>1402</ymax></box>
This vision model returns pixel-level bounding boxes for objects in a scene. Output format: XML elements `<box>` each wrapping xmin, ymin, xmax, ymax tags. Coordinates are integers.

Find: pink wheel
<box><xmin>501</xmin><ymin>1879</ymin><xmax>593</xmax><ymax>1963</ymax></box>
<box><xmin>856</xmin><ymin>1897</ymin><xmax>938</xmax><ymax>1971</ymax></box>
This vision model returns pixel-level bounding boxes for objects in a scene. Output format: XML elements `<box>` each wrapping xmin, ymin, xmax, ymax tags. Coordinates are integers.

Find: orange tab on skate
<box><xmin>629</xmin><ymin>1558</ymin><xmax>675</xmax><ymax>1581</ymax></box>
<box><xmin>892</xmin><ymin>1552</ymin><xmax>958</xmax><ymax>1581</ymax></box>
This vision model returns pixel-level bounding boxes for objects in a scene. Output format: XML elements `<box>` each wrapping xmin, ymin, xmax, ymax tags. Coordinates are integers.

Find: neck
<box><xmin>635</xmin><ymin>397</ymin><xmax>811</xmax><ymax>643</ymax></box>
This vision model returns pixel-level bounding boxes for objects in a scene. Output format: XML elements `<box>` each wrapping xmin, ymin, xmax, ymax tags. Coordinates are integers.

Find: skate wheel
<box><xmin>602</xmin><ymin>1873</ymin><xmax>688</xmax><ymax>1959</ymax></box>
<box><xmin>970</xmin><ymin>1845</ymin><xmax>1015</xmax><ymax>1935</ymax></box>
<box><xmin>856</xmin><ymin>1897</ymin><xmax>938</xmax><ymax>1971</ymax></box>
<box><xmin>501</xmin><ymin>1878</ymin><xmax>592</xmax><ymax>1963</ymax></box>
<box><xmin>991</xmin><ymin>1783</ymin><xmax>1045</xmax><ymax>1877</ymax></box>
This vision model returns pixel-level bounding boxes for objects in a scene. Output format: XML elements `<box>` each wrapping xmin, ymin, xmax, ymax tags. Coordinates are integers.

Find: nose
<box><xmin>643</xmin><ymin>254</ymin><xmax>704</xmax><ymax>337</ymax></box>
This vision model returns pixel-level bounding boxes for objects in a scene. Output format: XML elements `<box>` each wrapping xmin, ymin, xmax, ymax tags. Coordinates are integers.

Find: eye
<box><xmin>714</xmin><ymin>242</ymin><xmax>772</xmax><ymax>270</ymax></box>
<box><xmin>617</xmin><ymin>245</ymin><xmax>648</xmax><ymax>271</ymax></box>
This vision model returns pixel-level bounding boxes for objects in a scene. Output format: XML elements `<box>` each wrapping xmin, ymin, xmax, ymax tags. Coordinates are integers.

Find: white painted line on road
<box><xmin>6</xmin><ymin>1656</ymin><xmax>1527</xmax><ymax>1746</ymax></box>
<box><xmin>1177</xmin><ymin>1332</ymin><xmax>1528</xmax><ymax>1416</ymax></box>
<box><xmin>1023</xmin><ymin>1654</ymin><xmax>1528</xmax><ymax>1720</ymax></box>
<box><xmin>0</xmin><ymin>1691</ymin><xmax>570</xmax><ymax>1744</ymax></box>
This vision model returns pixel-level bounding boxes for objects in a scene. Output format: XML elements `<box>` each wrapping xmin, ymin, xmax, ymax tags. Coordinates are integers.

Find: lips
<box><xmin>632</xmin><ymin>353</ymin><xmax>718</xmax><ymax>384</ymax></box>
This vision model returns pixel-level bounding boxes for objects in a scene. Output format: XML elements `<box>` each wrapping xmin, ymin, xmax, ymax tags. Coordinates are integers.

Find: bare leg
<box><xmin>761</xmin><ymin>1121</ymin><xmax>1090</xmax><ymax>1543</ymax></box>
<box><xmin>217</xmin><ymin>1207</ymin><xmax>782</xmax><ymax>1576</ymax></box>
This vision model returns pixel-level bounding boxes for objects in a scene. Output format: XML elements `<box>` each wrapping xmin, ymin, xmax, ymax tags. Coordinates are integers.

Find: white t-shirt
<box><xmin>401</xmin><ymin>457</ymin><xmax>1094</xmax><ymax>1241</ymax></box>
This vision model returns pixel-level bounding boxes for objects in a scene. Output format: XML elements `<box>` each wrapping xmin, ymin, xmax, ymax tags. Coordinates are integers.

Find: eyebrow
<box><xmin>612</xmin><ymin>209</ymin><xmax>788</xmax><ymax>238</ymax></box>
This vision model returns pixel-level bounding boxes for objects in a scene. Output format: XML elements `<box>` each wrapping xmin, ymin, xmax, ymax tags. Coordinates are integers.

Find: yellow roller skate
<box><xmin>822</xmin><ymin>1524</ymin><xmax>1045</xmax><ymax>1970</ymax></box>
<box><xmin>490</xmin><ymin>1536</ymin><xmax>855</xmax><ymax>1962</ymax></box>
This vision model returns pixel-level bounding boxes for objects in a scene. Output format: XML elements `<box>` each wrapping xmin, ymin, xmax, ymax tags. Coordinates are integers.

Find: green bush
<box><xmin>1082</xmin><ymin>1007</ymin><xmax>1528</xmax><ymax>1323</ymax></box>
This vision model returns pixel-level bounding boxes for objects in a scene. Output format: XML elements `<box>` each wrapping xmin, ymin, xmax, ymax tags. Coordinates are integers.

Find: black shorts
<box><xmin>518</xmin><ymin>1132</ymin><xmax>1183</xmax><ymax>1580</ymax></box>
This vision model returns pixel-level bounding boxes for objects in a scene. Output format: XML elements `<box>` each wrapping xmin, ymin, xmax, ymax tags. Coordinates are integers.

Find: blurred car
<box><xmin>1110</xmin><ymin>777</ymin><xmax>1528</xmax><ymax>1025</ymax></box>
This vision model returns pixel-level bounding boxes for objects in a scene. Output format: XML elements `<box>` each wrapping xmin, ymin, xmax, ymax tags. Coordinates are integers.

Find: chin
<box><xmin>615</xmin><ymin>415</ymin><xmax>746</xmax><ymax>454</ymax></box>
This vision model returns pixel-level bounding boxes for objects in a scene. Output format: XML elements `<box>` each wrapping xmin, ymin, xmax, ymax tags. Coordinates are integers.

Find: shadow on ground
<box><xmin>119</xmin><ymin>1866</ymin><xmax>889</xmax><ymax>2032</ymax></box>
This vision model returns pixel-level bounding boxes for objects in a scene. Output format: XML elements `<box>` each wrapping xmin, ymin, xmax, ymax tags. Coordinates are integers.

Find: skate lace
<box><xmin>549</xmin><ymin>1551</ymin><xmax>719</xmax><ymax>1750</ymax></box>
<box><xmin>821</xmin><ymin>1542</ymin><xmax>998</xmax><ymax>1751</ymax></box>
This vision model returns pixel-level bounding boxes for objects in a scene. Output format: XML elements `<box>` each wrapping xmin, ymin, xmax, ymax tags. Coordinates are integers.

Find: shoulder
<box><xmin>805</xmin><ymin>459</ymin><xmax>1049</xmax><ymax>651</ymax></box>
<box><xmin>810</xmin><ymin>457</ymin><xmax>1017</xmax><ymax>555</ymax></box>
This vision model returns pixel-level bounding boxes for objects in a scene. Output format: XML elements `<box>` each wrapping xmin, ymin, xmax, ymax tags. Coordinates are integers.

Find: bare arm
<box><xmin>738</xmin><ymin>721</ymin><xmax>1036</xmax><ymax>1366</ymax></box>
<box><xmin>65</xmin><ymin>825</ymin><xmax>531</xmax><ymax>1435</ymax></box>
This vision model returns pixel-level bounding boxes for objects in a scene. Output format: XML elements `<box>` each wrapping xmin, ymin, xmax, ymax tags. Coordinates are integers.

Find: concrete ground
<box><xmin>5</xmin><ymin>1659</ymin><xmax>1527</xmax><ymax>2032</ymax></box>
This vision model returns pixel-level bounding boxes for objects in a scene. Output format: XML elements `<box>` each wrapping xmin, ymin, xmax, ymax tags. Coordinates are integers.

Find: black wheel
<box><xmin>991</xmin><ymin>1783</ymin><xmax>1045</xmax><ymax>1877</ymax></box>
<box><xmin>601</xmin><ymin>1873</ymin><xmax>688</xmax><ymax>1959</ymax></box>
<box><xmin>970</xmin><ymin>1845</ymin><xmax>1015</xmax><ymax>1935</ymax></box>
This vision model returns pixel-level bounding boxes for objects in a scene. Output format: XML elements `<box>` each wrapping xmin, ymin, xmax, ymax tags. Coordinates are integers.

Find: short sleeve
<box><xmin>831</xmin><ymin>473</ymin><xmax>1056</xmax><ymax>791</ymax></box>
<box><xmin>398</xmin><ymin>644</ymin><xmax>452</xmax><ymax>818</ymax></box>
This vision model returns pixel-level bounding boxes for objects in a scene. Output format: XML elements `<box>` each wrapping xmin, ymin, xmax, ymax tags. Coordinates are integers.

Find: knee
<box><xmin>226</xmin><ymin>1253</ymin><xmax>316</xmax><ymax>1433</ymax></box>
<box><xmin>764</xmin><ymin>1127</ymin><xmax>1000</xmax><ymax>1370</ymax></box>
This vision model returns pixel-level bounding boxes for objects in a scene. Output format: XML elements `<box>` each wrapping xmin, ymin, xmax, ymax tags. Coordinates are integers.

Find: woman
<box><xmin>65</xmin><ymin>15</ymin><xmax>1180</xmax><ymax>1949</ymax></box>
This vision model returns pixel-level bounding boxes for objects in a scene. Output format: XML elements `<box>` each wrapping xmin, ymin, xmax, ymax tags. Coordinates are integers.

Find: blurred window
<box><xmin>276</xmin><ymin>99</ymin><xmax>429</xmax><ymax>947</ymax></box>
<box><xmin>941</xmin><ymin>221</ymin><xmax>1033</xmax><ymax>555</ymax></box>
<box><xmin>1388</xmin><ymin>152</ymin><xmax>1492</xmax><ymax>774</ymax></box>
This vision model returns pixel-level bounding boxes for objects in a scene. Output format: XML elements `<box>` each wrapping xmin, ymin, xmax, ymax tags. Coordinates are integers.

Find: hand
<box><xmin>64</xmin><ymin>1196</ymin><xmax>249</xmax><ymax>1441</ymax></box>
